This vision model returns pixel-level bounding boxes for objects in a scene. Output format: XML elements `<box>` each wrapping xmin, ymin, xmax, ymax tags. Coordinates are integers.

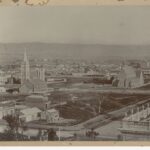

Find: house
<box><xmin>0</xmin><ymin>70</ymin><xmax>10</xmax><ymax>85</ymax></box>
<box><xmin>0</xmin><ymin>86</ymin><xmax>6</xmax><ymax>93</ymax></box>
<box><xmin>0</xmin><ymin>106</ymin><xmax>15</xmax><ymax>119</ymax></box>
<box><xmin>41</xmin><ymin>109</ymin><xmax>59</xmax><ymax>123</ymax></box>
<box><xmin>0</xmin><ymin>119</ymin><xmax>8</xmax><ymax>133</ymax></box>
<box><xmin>19</xmin><ymin>107</ymin><xmax>42</xmax><ymax>122</ymax></box>
<box><xmin>3</xmin><ymin>84</ymin><xmax>20</xmax><ymax>94</ymax></box>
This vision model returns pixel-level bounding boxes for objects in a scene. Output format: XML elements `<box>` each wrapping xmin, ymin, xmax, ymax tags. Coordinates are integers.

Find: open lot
<box><xmin>50</xmin><ymin>90</ymin><xmax>150</xmax><ymax>123</ymax></box>
<box><xmin>1</xmin><ymin>83</ymin><xmax>150</xmax><ymax>127</ymax></box>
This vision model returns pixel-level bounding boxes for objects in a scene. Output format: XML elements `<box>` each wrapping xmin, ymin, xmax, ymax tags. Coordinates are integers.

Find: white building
<box><xmin>41</xmin><ymin>109</ymin><xmax>59</xmax><ymax>123</ymax></box>
<box><xmin>0</xmin><ymin>106</ymin><xmax>15</xmax><ymax>119</ymax></box>
<box><xmin>0</xmin><ymin>70</ymin><xmax>10</xmax><ymax>85</ymax></box>
<box><xmin>19</xmin><ymin>107</ymin><xmax>42</xmax><ymax>122</ymax></box>
<box><xmin>0</xmin><ymin>120</ymin><xmax>8</xmax><ymax>133</ymax></box>
<box><xmin>0</xmin><ymin>87</ymin><xmax>6</xmax><ymax>93</ymax></box>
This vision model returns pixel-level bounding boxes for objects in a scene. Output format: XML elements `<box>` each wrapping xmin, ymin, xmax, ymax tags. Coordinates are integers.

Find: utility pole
<box><xmin>98</xmin><ymin>100</ymin><xmax>102</xmax><ymax>113</ymax></box>
<box><xmin>98</xmin><ymin>95</ymin><xmax>104</xmax><ymax>114</ymax></box>
<box><xmin>58</xmin><ymin>127</ymin><xmax>61</xmax><ymax>141</ymax></box>
<box><xmin>58</xmin><ymin>93</ymin><xmax>61</xmax><ymax>141</ymax></box>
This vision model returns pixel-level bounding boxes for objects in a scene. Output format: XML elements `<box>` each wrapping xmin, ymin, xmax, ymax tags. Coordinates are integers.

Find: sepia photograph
<box><xmin>0</xmin><ymin>6</ymin><xmax>150</xmax><ymax>143</ymax></box>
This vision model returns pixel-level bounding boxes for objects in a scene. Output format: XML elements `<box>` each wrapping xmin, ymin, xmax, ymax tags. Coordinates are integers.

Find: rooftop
<box><xmin>20</xmin><ymin>107</ymin><xmax>42</xmax><ymax>115</ymax></box>
<box><xmin>26</xmin><ymin>94</ymin><xmax>48</xmax><ymax>101</ymax></box>
<box><xmin>47</xmin><ymin>109</ymin><xmax>58</xmax><ymax>113</ymax></box>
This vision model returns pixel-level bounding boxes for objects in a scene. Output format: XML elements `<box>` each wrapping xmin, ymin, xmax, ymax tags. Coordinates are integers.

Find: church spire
<box><xmin>21</xmin><ymin>49</ymin><xmax>30</xmax><ymax>84</ymax></box>
<box><xmin>24</xmin><ymin>49</ymin><xmax>28</xmax><ymax>62</ymax></box>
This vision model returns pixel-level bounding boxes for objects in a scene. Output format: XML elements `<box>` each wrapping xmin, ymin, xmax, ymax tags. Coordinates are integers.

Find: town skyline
<box><xmin>1</xmin><ymin>43</ymin><xmax>150</xmax><ymax>64</ymax></box>
<box><xmin>1</xmin><ymin>6</ymin><xmax>150</xmax><ymax>141</ymax></box>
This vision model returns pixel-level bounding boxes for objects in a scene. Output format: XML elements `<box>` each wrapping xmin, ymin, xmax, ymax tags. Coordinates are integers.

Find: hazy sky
<box><xmin>0</xmin><ymin>6</ymin><xmax>150</xmax><ymax>45</ymax></box>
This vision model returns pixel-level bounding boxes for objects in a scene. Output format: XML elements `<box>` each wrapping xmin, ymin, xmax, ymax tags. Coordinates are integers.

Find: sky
<box><xmin>0</xmin><ymin>6</ymin><xmax>150</xmax><ymax>45</ymax></box>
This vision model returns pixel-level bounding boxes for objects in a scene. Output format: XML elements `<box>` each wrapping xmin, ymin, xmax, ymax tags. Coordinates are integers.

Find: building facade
<box><xmin>41</xmin><ymin>109</ymin><xmax>59</xmax><ymax>123</ymax></box>
<box><xmin>119</xmin><ymin>102</ymin><xmax>150</xmax><ymax>140</ymax></box>
<box><xmin>0</xmin><ymin>87</ymin><xmax>6</xmax><ymax>93</ymax></box>
<box><xmin>0</xmin><ymin>70</ymin><xmax>10</xmax><ymax>85</ymax></box>
<box><xmin>35</xmin><ymin>67</ymin><xmax>45</xmax><ymax>81</ymax></box>
<box><xmin>0</xmin><ymin>106</ymin><xmax>15</xmax><ymax>119</ymax></box>
<box><xmin>117</xmin><ymin>65</ymin><xmax>144</xmax><ymax>88</ymax></box>
<box><xmin>19</xmin><ymin>107</ymin><xmax>42</xmax><ymax>122</ymax></box>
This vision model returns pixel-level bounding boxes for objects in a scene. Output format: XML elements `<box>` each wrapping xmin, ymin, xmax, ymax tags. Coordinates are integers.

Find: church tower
<box><xmin>139</xmin><ymin>71</ymin><xmax>144</xmax><ymax>86</ymax></box>
<box><xmin>35</xmin><ymin>67</ymin><xmax>45</xmax><ymax>81</ymax></box>
<box><xmin>147</xmin><ymin>61</ymin><xmax>150</xmax><ymax>68</ymax></box>
<box><xmin>21</xmin><ymin>50</ymin><xmax>30</xmax><ymax>84</ymax></box>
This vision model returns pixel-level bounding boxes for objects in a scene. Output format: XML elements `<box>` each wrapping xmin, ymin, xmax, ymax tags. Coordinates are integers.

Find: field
<box><xmin>1</xmin><ymin>88</ymin><xmax>150</xmax><ymax>125</ymax></box>
<box><xmin>50</xmin><ymin>91</ymin><xmax>150</xmax><ymax>123</ymax></box>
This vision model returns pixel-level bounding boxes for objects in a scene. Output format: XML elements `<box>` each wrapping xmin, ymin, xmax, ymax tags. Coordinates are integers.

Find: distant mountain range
<box><xmin>0</xmin><ymin>43</ymin><xmax>150</xmax><ymax>64</ymax></box>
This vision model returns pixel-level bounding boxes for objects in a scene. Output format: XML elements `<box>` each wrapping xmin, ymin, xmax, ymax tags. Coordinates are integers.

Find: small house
<box><xmin>41</xmin><ymin>109</ymin><xmax>59</xmax><ymax>123</ymax></box>
<box><xmin>0</xmin><ymin>106</ymin><xmax>15</xmax><ymax>119</ymax></box>
<box><xmin>19</xmin><ymin>107</ymin><xmax>42</xmax><ymax>122</ymax></box>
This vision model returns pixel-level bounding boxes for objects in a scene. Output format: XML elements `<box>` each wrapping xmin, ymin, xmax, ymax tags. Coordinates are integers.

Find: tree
<box><xmin>1</xmin><ymin>129</ymin><xmax>16</xmax><ymax>141</ymax></box>
<box><xmin>117</xmin><ymin>134</ymin><xmax>123</xmax><ymax>141</ymax></box>
<box><xmin>86</xmin><ymin>128</ymin><xmax>99</xmax><ymax>140</ymax></box>
<box><xmin>47</xmin><ymin>128</ymin><xmax>58</xmax><ymax>141</ymax></box>
<box><xmin>20</xmin><ymin>119</ymin><xmax>28</xmax><ymax>140</ymax></box>
<box><xmin>73</xmin><ymin>133</ymin><xmax>77</xmax><ymax>141</ymax></box>
<box><xmin>110</xmin><ymin>76</ymin><xmax>115</xmax><ymax>83</ymax></box>
<box><xmin>12</xmin><ymin>0</ymin><xmax>20</xmax><ymax>3</ymax></box>
<box><xmin>3</xmin><ymin>115</ymin><xmax>20</xmax><ymax>141</ymax></box>
<box><xmin>37</xmin><ymin>128</ymin><xmax>42</xmax><ymax>141</ymax></box>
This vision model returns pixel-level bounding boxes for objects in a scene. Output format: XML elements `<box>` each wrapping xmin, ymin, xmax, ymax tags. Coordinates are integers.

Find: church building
<box><xmin>20</xmin><ymin>50</ymin><xmax>48</xmax><ymax>94</ymax></box>
<box><xmin>117</xmin><ymin>65</ymin><xmax>144</xmax><ymax>88</ymax></box>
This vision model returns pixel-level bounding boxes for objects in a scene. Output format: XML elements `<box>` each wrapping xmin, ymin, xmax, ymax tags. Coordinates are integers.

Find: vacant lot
<box><xmin>1</xmin><ymin>90</ymin><xmax>150</xmax><ymax>124</ymax></box>
<box><xmin>54</xmin><ymin>91</ymin><xmax>150</xmax><ymax>123</ymax></box>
